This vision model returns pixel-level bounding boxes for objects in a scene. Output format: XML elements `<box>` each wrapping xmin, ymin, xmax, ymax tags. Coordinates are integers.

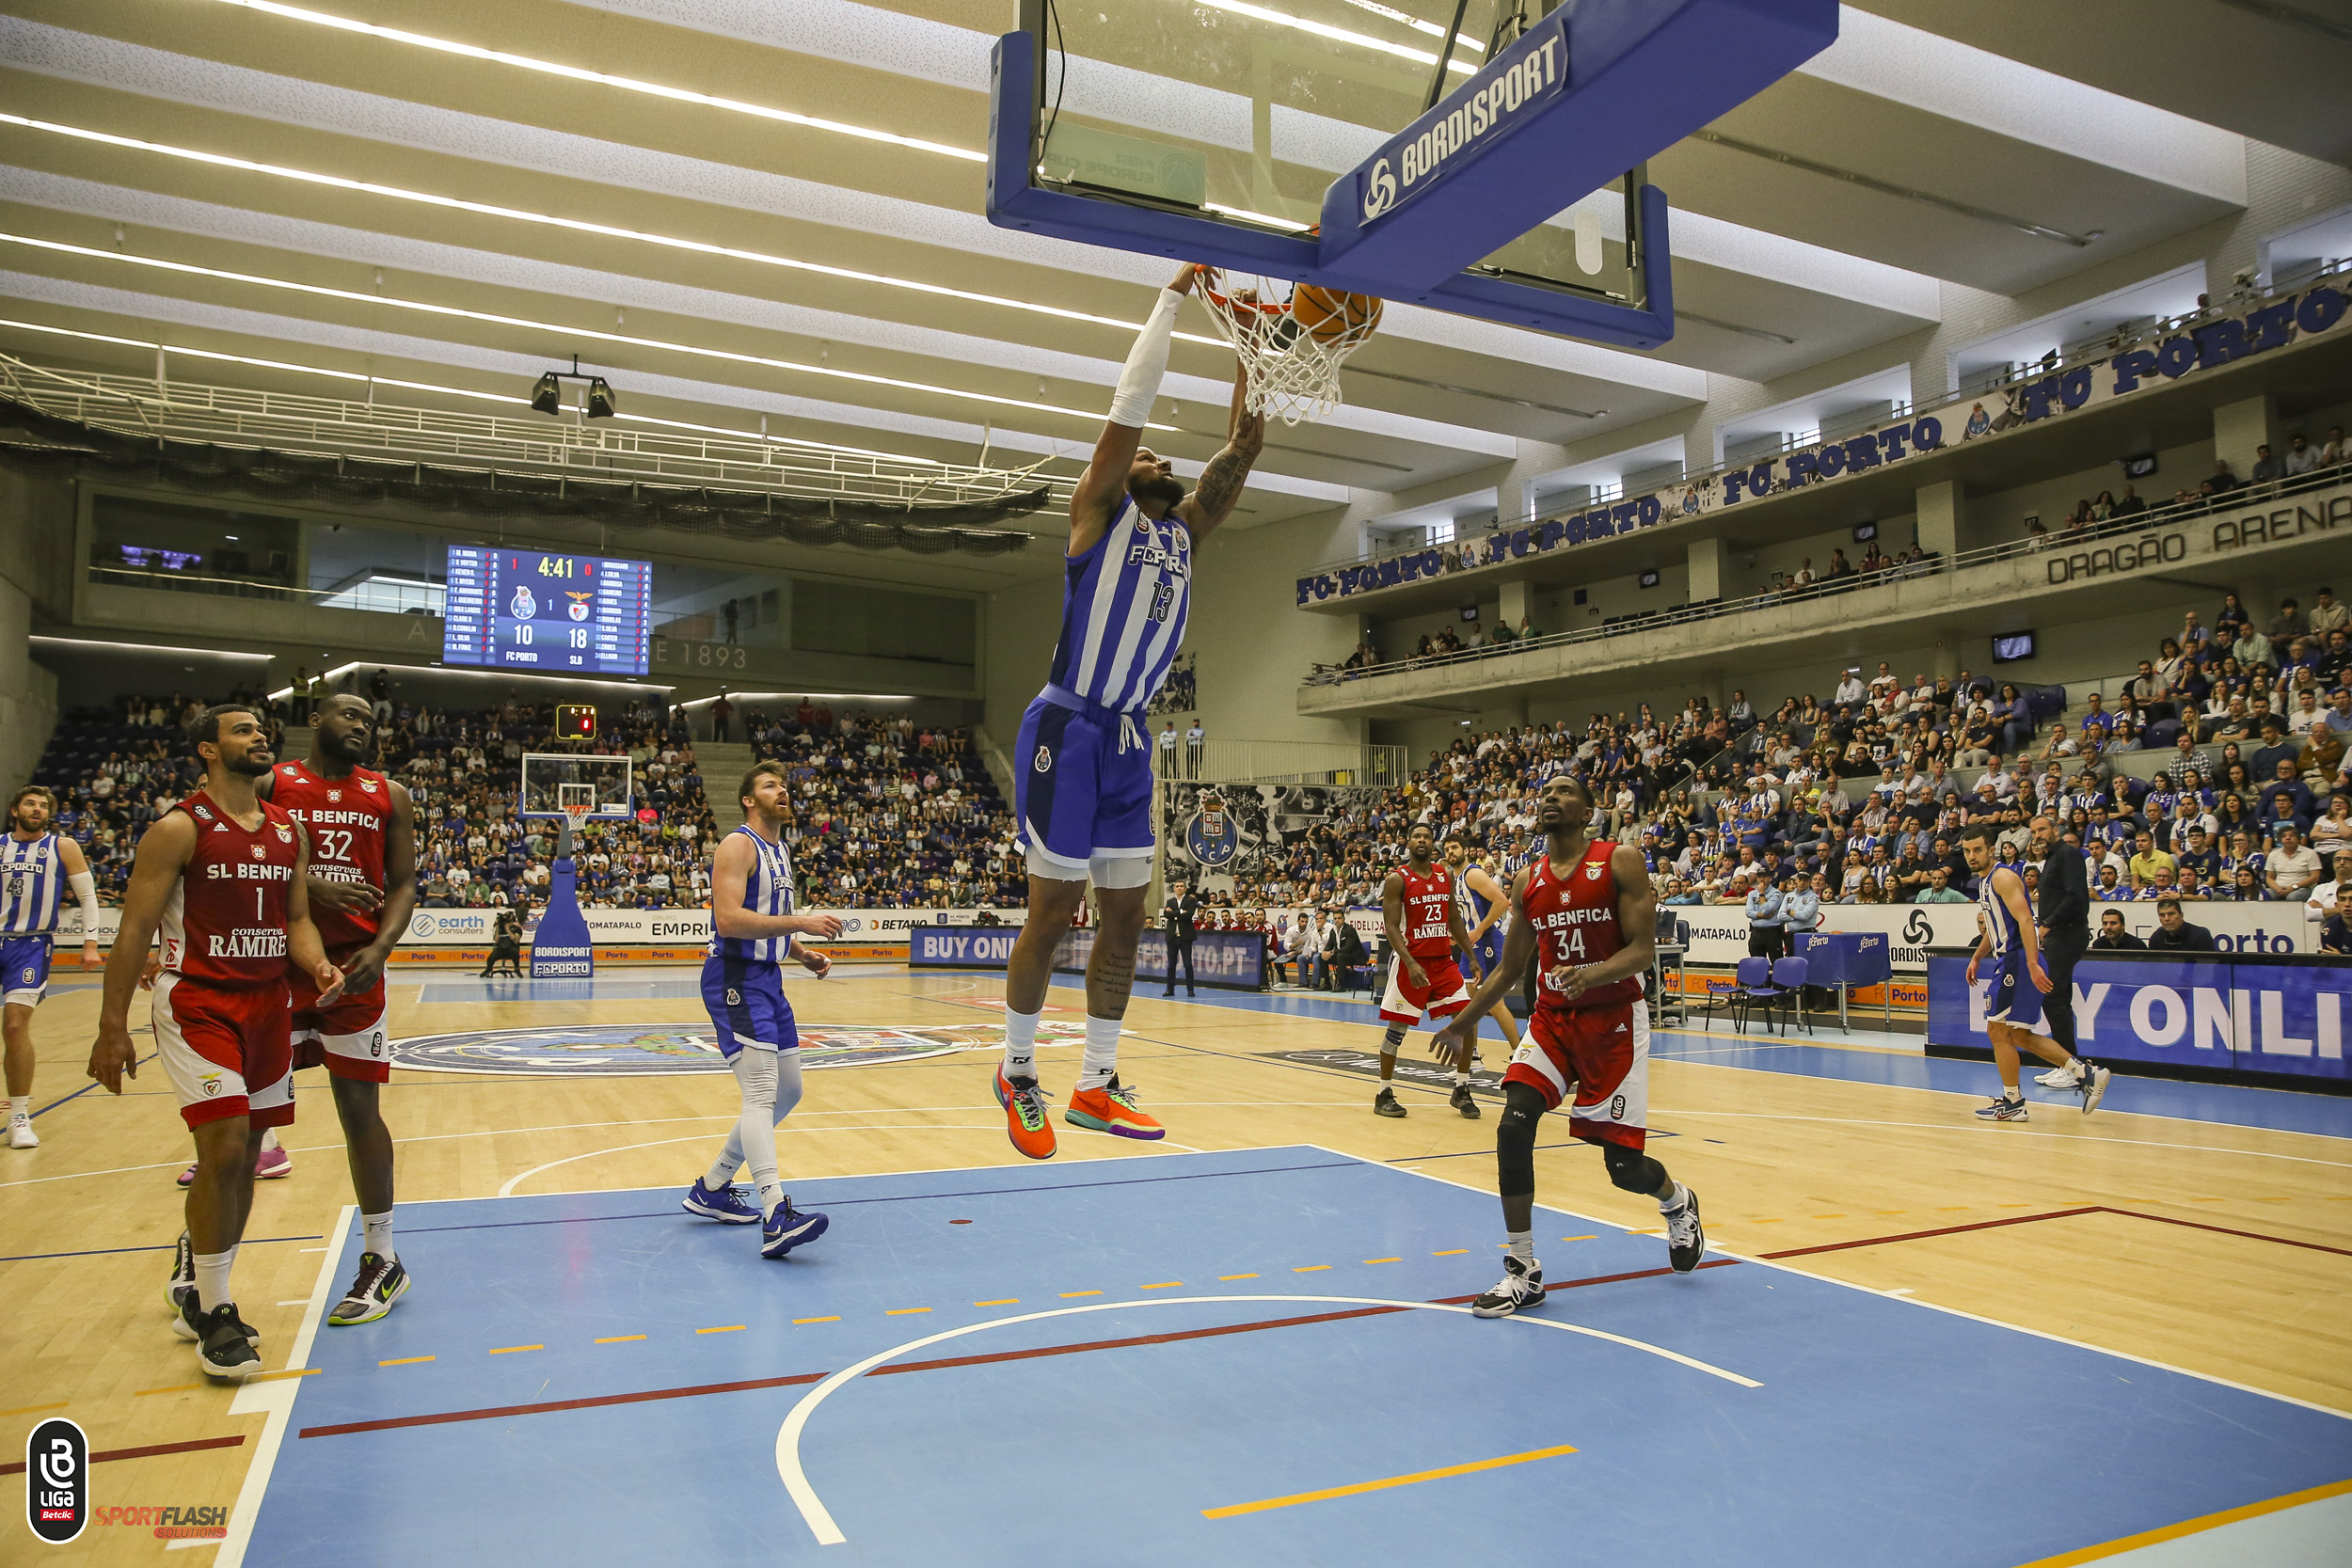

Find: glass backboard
<box><xmin>1023</xmin><ymin>0</ymin><xmax>1644</xmax><ymax>309</ymax></box>
<box><xmin>518</xmin><ymin>753</ymin><xmax>635</xmax><ymax>821</ymax></box>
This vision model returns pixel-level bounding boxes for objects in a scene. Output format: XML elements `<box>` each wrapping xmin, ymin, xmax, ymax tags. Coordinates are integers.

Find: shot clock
<box><xmin>441</xmin><ymin>546</ymin><xmax>654</xmax><ymax>675</ymax></box>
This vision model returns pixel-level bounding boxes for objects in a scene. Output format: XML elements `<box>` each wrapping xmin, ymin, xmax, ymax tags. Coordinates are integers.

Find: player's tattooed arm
<box><xmin>1178</xmin><ymin>363</ymin><xmax>1265</xmax><ymax>538</ymax></box>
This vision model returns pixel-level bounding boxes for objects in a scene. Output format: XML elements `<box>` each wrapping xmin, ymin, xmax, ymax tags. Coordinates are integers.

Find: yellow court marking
<box><xmin>0</xmin><ymin>1401</ymin><xmax>68</xmax><ymax>1417</ymax></box>
<box><xmin>134</xmin><ymin>1384</ymin><xmax>204</xmax><ymax>1398</ymax></box>
<box><xmin>1204</xmin><ymin>1443</ymin><xmax>1580</xmax><ymax>1519</ymax></box>
<box><xmin>1141</xmin><ymin>1282</ymin><xmax>1184</xmax><ymax>1290</ymax></box>
<box><xmin>1218</xmin><ymin>1274</ymin><xmax>1259</xmax><ymax>1281</ymax></box>
<box><xmin>1432</xmin><ymin>1249</ymin><xmax>1470</xmax><ymax>1257</ymax></box>
<box><xmin>886</xmin><ymin>1307</ymin><xmax>932</xmax><ymax>1316</ymax></box>
<box><xmin>2013</xmin><ymin>1477</ymin><xmax>2352</xmax><ymax>1567</ymax></box>
<box><xmin>1292</xmin><ymin>1265</ymin><xmax>1332</xmax><ymax>1274</ymax></box>
<box><xmin>1811</xmin><ymin>1213</ymin><xmax>1848</xmax><ymax>1219</ymax></box>
<box><xmin>794</xmin><ymin>1316</ymin><xmax>840</xmax><ymax>1325</ymax></box>
<box><xmin>1059</xmin><ymin>1291</ymin><xmax>1103</xmax><ymax>1299</ymax></box>
<box><xmin>251</xmin><ymin>1369</ymin><xmax>320</xmax><ymax>1383</ymax></box>
<box><xmin>1561</xmin><ymin>1236</ymin><xmax>1598</xmax><ymax>1242</ymax></box>
<box><xmin>1935</xmin><ymin>1206</ymin><xmax>1970</xmax><ymax>1212</ymax></box>
<box><xmin>697</xmin><ymin>1325</ymin><xmax>747</xmax><ymax>1335</ymax></box>
<box><xmin>974</xmin><ymin>1299</ymin><xmax>1019</xmax><ymax>1307</ymax></box>
<box><xmin>596</xmin><ymin>1335</ymin><xmax>646</xmax><ymax>1344</ymax></box>
<box><xmin>1363</xmin><ymin>1258</ymin><xmax>1402</xmax><ymax>1265</ymax></box>
<box><xmin>378</xmin><ymin>1355</ymin><xmax>435</xmax><ymax>1367</ymax></box>
<box><xmin>488</xmin><ymin>1344</ymin><xmax>544</xmax><ymax>1355</ymax></box>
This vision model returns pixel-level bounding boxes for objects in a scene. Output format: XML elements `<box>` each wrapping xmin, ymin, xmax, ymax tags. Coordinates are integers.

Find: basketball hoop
<box><xmin>1199</xmin><ymin>272</ymin><xmax>1383</xmax><ymax>427</ymax></box>
<box><xmin>557</xmin><ymin>784</ymin><xmax>594</xmax><ymax>853</ymax></box>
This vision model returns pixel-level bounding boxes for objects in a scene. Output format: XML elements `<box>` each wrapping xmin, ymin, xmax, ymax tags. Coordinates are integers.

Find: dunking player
<box><xmin>87</xmin><ymin>705</ymin><xmax>342</xmax><ymax>1379</ymax></box>
<box><xmin>680</xmin><ymin>762</ymin><xmax>838</xmax><ymax>1257</ymax></box>
<box><xmin>993</xmin><ymin>263</ymin><xmax>1264</xmax><ymax>1158</ymax></box>
<box><xmin>3</xmin><ymin>786</ymin><xmax>102</xmax><ymax>1149</ymax></box>
<box><xmin>1372</xmin><ymin>822</ymin><xmax>1477</xmax><ymax>1120</ymax></box>
<box><xmin>1443</xmin><ymin>831</ymin><xmax>1523</xmax><ymax>1055</ymax></box>
<box><xmin>1436</xmin><ymin>775</ymin><xmax>1703</xmax><ymax>1318</ymax></box>
<box><xmin>1959</xmin><ymin>823</ymin><xmax>2111</xmax><ymax>1120</ymax></box>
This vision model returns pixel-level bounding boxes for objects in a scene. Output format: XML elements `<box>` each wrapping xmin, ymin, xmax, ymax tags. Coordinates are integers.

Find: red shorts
<box><xmin>1503</xmin><ymin>999</ymin><xmax>1650</xmax><ymax>1150</ymax></box>
<box><xmin>151</xmin><ymin>973</ymin><xmax>294</xmax><ymax>1130</ymax></box>
<box><xmin>291</xmin><ymin>956</ymin><xmax>391</xmax><ymax>1084</ymax></box>
<box><xmin>1379</xmin><ymin>952</ymin><xmax>1470</xmax><ymax>1025</ymax></box>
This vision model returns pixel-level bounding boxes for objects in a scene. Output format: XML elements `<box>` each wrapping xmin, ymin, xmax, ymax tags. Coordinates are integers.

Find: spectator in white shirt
<box><xmin>2283</xmin><ymin>433</ymin><xmax>2319</xmax><ymax>477</ymax></box>
<box><xmin>1834</xmin><ymin>669</ymin><xmax>1867</xmax><ymax>707</ymax></box>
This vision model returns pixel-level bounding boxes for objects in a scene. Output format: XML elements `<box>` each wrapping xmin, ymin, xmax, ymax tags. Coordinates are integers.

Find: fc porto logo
<box><xmin>1033</xmin><ymin>745</ymin><xmax>1053</xmax><ymax>773</ymax></box>
<box><xmin>510</xmin><ymin>584</ymin><xmax>537</xmax><ymax>619</ymax></box>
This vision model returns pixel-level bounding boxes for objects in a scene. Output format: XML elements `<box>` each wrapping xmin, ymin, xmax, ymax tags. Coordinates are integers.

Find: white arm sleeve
<box><xmin>68</xmin><ymin>870</ymin><xmax>99</xmax><ymax>936</ymax></box>
<box><xmin>1106</xmin><ymin>288</ymin><xmax>1184</xmax><ymax>428</ymax></box>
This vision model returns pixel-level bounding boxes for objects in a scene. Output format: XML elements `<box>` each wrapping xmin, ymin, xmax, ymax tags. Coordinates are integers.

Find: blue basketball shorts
<box><xmin>1471</xmin><ymin>928</ymin><xmax>1504</xmax><ymax>981</ymax></box>
<box><xmin>701</xmin><ymin>957</ymin><xmax>800</xmax><ymax>1058</ymax></box>
<box><xmin>0</xmin><ymin>934</ymin><xmax>52</xmax><ymax>1006</ymax></box>
<box><xmin>1986</xmin><ymin>949</ymin><xmax>2045</xmax><ymax>1032</ymax></box>
<box><xmin>1014</xmin><ymin>688</ymin><xmax>1155</xmax><ymax>879</ymax></box>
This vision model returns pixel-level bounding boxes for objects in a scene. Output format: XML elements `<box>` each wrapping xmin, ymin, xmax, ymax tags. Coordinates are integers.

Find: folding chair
<box><xmin>1769</xmin><ymin>956</ymin><xmax>1813</xmax><ymax>1037</ymax></box>
<box><xmin>1697</xmin><ymin>957</ymin><xmax>1773</xmax><ymax>1033</ymax></box>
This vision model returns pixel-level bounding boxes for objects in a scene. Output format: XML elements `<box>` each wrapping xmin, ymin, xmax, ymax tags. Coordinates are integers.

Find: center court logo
<box><xmin>388</xmin><ymin>1021</ymin><xmax>1090</xmax><ymax>1076</ymax></box>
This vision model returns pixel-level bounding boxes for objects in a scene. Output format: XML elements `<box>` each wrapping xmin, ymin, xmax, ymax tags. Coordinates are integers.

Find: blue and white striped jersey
<box><xmin>1979</xmin><ymin>866</ymin><xmax>2025</xmax><ymax>958</ymax></box>
<box><xmin>708</xmin><ymin>826</ymin><xmax>797</xmax><ymax>964</ymax></box>
<box><xmin>1047</xmin><ymin>497</ymin><xmax>1192</xmax><ymax>713</ymax></box>
<box><xmin>0</xmin><ymin>833</ymin><xmax>63</xmax><ymax>935</ymax></box>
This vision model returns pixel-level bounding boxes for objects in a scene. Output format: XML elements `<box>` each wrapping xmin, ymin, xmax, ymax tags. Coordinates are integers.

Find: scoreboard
<box><xmin>441</xmin><ymin>547</ymin><xmax>653</xmax><ymax>676</ymax></box>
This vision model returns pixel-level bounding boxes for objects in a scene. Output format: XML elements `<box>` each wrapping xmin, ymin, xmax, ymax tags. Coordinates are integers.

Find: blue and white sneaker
<box><xmin>1975</xmin><ymin>1094</ymin><xmax>2029</xmax><ymax>1122</ymax></box>
<box><xmin>682</xmin><ymin>1178</ymin><xmax>762</xmax><ymax>1224</ymax></box>
<box><xmin>761</xmin><ymin>1199</ymin><xmax>829</xmax><ymax>1259</ymax></box>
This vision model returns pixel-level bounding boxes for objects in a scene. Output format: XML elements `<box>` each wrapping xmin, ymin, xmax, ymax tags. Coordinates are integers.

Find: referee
<box><xmin>2032</xmin><ymin>814</ymin><xmax>2093</xmax><ymax>1079</ymax></box>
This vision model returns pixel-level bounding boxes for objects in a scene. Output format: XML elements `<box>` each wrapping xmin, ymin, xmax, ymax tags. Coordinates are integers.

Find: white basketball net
<box><xmin>1199</xmin><ymin>274</ymin><xmax>1381</xmax><ymax>427</ymax></box>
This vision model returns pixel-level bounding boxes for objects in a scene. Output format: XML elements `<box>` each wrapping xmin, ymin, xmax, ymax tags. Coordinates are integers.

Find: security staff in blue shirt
<box><xmin>1744</xmin><ymin>877</ymin><xmax>1788</xmax><ymax>961</ymax></box>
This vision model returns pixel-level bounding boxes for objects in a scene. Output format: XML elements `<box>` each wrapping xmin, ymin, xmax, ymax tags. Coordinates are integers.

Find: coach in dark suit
<box><xmin>1161</xmin><ymin>878</ymin><xmax>1200</xmax><ymax>996</ymax></box>
<box><xmin>2033</xmin><ymin>816</ymin><xmax>2091</xmax><ymax>1054</ymax></box>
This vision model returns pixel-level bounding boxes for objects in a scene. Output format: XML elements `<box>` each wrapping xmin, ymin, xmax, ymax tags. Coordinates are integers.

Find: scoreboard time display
<box><xmin>441</xmin><ymin>546</ymin><xmax>654</xmax><ymax>676</ymax></box>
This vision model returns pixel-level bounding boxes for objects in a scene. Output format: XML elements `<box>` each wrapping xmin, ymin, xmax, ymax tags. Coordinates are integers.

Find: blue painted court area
<box><xmin>1108</xmin><ymin>978</ymin><xmax>2352</xmax><ymax>1140</ymax></box>
<box><xmin>249</xmin><ymin>1148</ymin><xmax>2350</xmax><ymax>1567</ymax></box>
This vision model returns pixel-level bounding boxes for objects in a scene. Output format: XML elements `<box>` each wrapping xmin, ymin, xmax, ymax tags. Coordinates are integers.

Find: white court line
<box><xmin>495</xmin><ymin>1126</ymin><xmax>1208</xmax><ymax>1197</ymax></box>
<box><xmin>1352</xmin><ymin>1146</ymin><xmax>2352</xmax><ymax>1422</ymax></box>
<box><xmin>185</xmin><ymin>1203</ymin><xmax>356</xmax><ymax>1562</ymax></box>
<box><xmin>774</xmin><ymin>1291</ymin><xmax>1758</xmax><ymax>1544</ymax></box>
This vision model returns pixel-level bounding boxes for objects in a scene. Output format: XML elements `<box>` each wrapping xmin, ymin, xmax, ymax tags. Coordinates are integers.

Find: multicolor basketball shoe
<box><xmin>994</xmin><ymin>1068</ymin><xmax>1057</xmax><ymax>1160</ymax></box>
<box><xmin>1064</xmin><ymin>1079</ymin><xmax>1164</xmax><ymax>1140</ymax></box>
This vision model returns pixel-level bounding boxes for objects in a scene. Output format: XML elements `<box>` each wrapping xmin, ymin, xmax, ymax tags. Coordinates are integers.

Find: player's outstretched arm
<box><xmin>286</xmin><ymin>826</ymin><xmax>344</xmax><ymax>1006</ymax></box>
<box><xmin>1071</xmin><ymin>264</ymin><xmax>1200</xmax><ymax>552</ymax></box>
<box><xmin>1175</xmin><ymin>361</ymin><xmax>1264</xmax><ymax>541</ymax></box>
<box><xmin>89</xmin><ymin>813</ymin><xmax>195</xmax><ymax>1092</ymax></box>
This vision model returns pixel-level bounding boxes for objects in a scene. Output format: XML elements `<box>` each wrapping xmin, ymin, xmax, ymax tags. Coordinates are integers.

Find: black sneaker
<box><xmin>1664</xmin><ymin>1187</ymin><xmax>1706</xmax><ymax>1274</ymax></box>
<box><xmin>1471</xmin><ymin>1254</ymin><xmax>1544</xmax><ymax>1318</ymax></box>
<box><xmin>165</xmin><ymin>1229</ymin><xmax>195</xmax><ymax>1319</ymax></box>
<box><xmin>1374</xmin><ymin>1086</ymin><xmax>1406</xmax><ymax>1118</ymax></box>
<box><xmin>328</xmin><ymin>1252</ymin><xmax>410</xmax><ymax>1326</ymax></box>
<box><xmin>184</xmin><ymin>1301</ymin><xmax>262</xmax><ymax>1380</ymax></box>
<box><xmin>1449</xmin><ymin>1085</ymin><xmax>1482</xmax><ymax>1119</ymax></box>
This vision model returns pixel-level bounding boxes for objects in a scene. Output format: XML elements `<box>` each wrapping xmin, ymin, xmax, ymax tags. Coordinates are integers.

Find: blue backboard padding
<box><xmin>987</xmin><ymin>0</ymin><xmax>1837</xmax><ymax>343</ymax></box>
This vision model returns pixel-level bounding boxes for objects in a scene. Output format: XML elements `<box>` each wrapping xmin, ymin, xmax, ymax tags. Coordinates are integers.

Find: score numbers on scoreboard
<box><xmin>441</xmin><ymin>546</ymin><xmax>654</xmax><ymax>676</ymax></box>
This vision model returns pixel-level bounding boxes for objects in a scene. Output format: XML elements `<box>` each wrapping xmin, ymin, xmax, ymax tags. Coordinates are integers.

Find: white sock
<box><xmin>261</xmin><ymin>1127</ymin><xmax>280</xmax><ymax>1153</ymax></box>
<box><xmin>757</xmin><ymin>1179</ymin><xmax>787</xmax><ymax>1217</ymax></box>
<box><xmin>1659</xmin><ymin>1181</ymin><xmax>1690</xmax><ymax>1213</ymax></box>
<box><xmin>2003</xmin><ymin>1085</ymin><xmax>2023</xmax><ymax>1101</ymax></box>
<box><xmin>362</xmin><ymin>1211</ymin><xmax>395</xmax><ymax>1262</ymax></box>
<box><xmin>1001</xmin><ymin>1004</ymin><xmax>1042</xmax><ymax>1083</ymax></box>
<box><xmin>7</xmin><ymin>1096</ymin><xmax>25</xmax><ymax>1122</ymax></box>
<box><xmin>1076</xmin><ymin>1015</ymin><xmax>1120</xmax><ymax>1093</ymax></box>
<box><xmin>1506</xmin><ymin>1230</ymin><xmax>1534</xmax><ymax>1266</ymax></box>
<box><xmin>703</xmin><ymin>1152</ymin><xmax>739</xmax><ymax>1190</ymax></box>
<box><xmin>1453</xmin><ymin>1069</ymin><xmax>1471</xmax><ymax>1086</ymax></box>
<box><xmin>194</xmin><ymin>1245</ymin><xmax>238</xmax><ymax>1312</ymax></box>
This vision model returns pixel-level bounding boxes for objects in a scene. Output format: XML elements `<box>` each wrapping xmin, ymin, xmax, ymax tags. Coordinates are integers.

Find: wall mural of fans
<box><xmin>1146</xmin><ymin>652</ymin><xmax>1198</xmax><ymax>718</ymax></box>
<box><xmin>1160</xmin><ymin>783</ymin><xmax>1382</xmax><ymax>895</ymax></box>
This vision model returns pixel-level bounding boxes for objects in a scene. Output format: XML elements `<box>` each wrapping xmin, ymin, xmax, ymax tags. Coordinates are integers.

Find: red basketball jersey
<box><xmin>1394</xmin><ymin>863</ymin><xmax>1455</xmax><ymax>958</ymax></box>
<box><xmin>1521</xmin><ymin>837</ymin><xmax>1644</xmax><ymax>1011</ymax></box>
<box><xmin>161</xmin><ymin>792</ymin><xmax>304</xmax><ymax>990</ymax></box>
<box><xmin>269</xmin><ymin>760</ymin><xmax>391</xmax><ymax>952</ymax></box>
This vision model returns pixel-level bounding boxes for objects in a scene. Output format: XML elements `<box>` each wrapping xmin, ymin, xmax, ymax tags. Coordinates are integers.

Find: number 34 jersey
<box><xmin>162</xmin><ymin>793</ymin><xmax>304</xmax><ymax>990</ymax></box>
<box><xmin>269</xmin><ymin>761</ymin><xmax>391</xmax><ymax>953</ymax></box>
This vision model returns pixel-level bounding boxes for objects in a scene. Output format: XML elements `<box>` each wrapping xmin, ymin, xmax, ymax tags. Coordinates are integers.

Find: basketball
<box><xmin>1291</xmin><ymin>284</ymin><xmax>1382</xmax><ymax>344</ymax></box>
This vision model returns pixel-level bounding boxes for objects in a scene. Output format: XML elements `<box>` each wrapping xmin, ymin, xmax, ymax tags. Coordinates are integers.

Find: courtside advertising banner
<box><xmin>56</xmin><ymin>905</ymin><xmax>1025</xmax><ymax>950</ymax></box>
<box><xmin>910</xmin><ymin>927</ymin><xmax>1025</xmax><ymax>968</ymax></box>
<box><xmin>1666</xmin><ymin>901</ymin><xmax>2310</xmax><ymax>974</ymax></box>
<box><xmin>1925</xmin><ymin>952</ymin><xmax>2349</xmax><ymax>1082</ymax></box>
<box><xmin>1054</xmin><ymin>927</ymin><xmax>1266</xmax><ymax>991</ymax></box>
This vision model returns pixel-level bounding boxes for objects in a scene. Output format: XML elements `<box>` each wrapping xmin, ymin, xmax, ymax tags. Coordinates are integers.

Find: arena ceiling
<box><xmin>0</xmin><ymin>0</ymin><xmax>2339</xmax><ymax>590</ymax></box>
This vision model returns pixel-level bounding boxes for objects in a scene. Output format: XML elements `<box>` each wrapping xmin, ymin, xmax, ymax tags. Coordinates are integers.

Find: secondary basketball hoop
<box><xmin>1199</xmin><ymin>274</ymin><xmax>1383</xmax><ymax>426</ymax></box>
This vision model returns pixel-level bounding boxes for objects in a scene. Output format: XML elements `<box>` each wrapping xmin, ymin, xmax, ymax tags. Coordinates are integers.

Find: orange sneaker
<box><xmin>994</xmin><ymin>1068</ymin><xmax>1057</xmax><ymax>1160</ymax></box>
<box><xmin>1064</xmin><ymin>1081</ymin><xmax>1165</xmax><ymax>1141</ymax></box>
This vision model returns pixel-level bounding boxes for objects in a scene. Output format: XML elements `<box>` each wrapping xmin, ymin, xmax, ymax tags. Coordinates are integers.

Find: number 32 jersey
<box><xmin>269</xmin><ymin>761</ymin><xmax>391</xmax><ymax>953</ymax></box>
<box><xmin>162</xmin><ymin>793</ymin><xmax>304</xmax><ymax>990</ymax></box>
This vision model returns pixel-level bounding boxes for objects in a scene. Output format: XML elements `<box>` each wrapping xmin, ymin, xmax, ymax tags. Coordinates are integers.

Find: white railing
<box><xmin>1151</xmin><ymin>736</ymin><xmax>1409</xmax><ymax>786</ymax></box>
<box><xmin>0</xmin><ymin>354</ymin><xmax>1071</xmax><ymax>515</ymax></box>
